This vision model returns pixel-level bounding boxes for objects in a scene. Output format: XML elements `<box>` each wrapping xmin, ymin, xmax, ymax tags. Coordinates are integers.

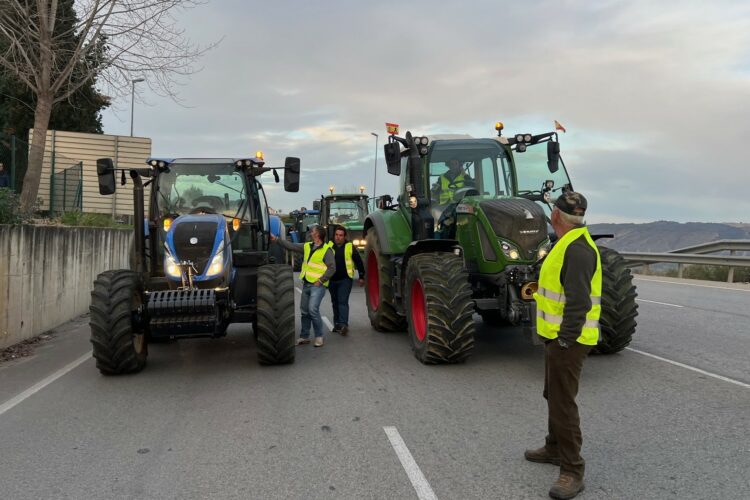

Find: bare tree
<box><xmin>0</xmin><ymin>0</ymin><xmax>214</xmax><ymax>212</ymax></box>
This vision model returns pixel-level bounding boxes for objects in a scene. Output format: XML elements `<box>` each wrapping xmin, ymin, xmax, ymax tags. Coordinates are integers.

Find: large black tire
<box><xmin>256</xmin><ymin>264</ymin><xmax>296</xmax><ymax>365</ymax></box>
<box><xmin>594</xmin><ymin>246</ymin><xmax>638</xmax><ymax>354</ymax></box>
<box><xmin>364</xmin><ymin>230</ymin><xmax>406</xmax><ymax>332</ymax></box>
<box><xmin>89</xmin><ymin>270</ymin><xmax>148</xmax><ymax>375</ymax></box>
<box><xmin>405</xmin><ymin>253</ymin><xmax>476</xmax><ymax>364</ymax></box>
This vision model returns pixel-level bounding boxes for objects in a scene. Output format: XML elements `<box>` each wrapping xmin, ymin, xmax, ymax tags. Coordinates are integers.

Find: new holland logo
<box><xmin>189</xmin><ymin>237</ymin><xmax>198</xmax><ymax>245</ymax></box>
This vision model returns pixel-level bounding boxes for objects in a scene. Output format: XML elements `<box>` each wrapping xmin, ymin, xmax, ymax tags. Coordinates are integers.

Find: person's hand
<box><xmin>314</xmin><ymin>280</ymin><xmax>322</xmax><ymax>287</ymax></box>
<box><xmin>358</xmin><ymin>278</ymin><xmax>365</xmax><ymax>287</ymax></box>
<box><xmin>269</xmin><ymin>233</ymin><xmax>277</xmax><ymax>242</ymax></box>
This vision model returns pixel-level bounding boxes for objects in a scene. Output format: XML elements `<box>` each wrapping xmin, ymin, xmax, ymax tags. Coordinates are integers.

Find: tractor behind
<box><xmin>315</xmin><ymin>192</ymin><xmax>370</xmax><ymax>258</ymax></box>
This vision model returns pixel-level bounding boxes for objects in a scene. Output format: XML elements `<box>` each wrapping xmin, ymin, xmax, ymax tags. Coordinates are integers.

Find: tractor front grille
<box><xmin>479</xmin><ymin>199</ymin><xmax>547</xmax><ymax>256</ymax></box>
<box><xmin>172</xmin><ymin>221</ymin><xmax>217</xmax><ymax>274</ymax></box>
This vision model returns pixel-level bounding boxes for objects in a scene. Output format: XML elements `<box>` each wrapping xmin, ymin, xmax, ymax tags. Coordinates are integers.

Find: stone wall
<box><xmin>0</xmin><ymin>225</ymin><xmax>132</xmax><ymax>349</ymax></box>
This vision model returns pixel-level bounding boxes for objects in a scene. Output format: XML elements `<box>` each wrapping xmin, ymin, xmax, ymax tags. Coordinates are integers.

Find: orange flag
<box><xmin>386</xmin><ymin>122</ymin><xmax>399</xmax><ymax>135</ymax></box>
<box><xmin>554</xmin><ymin>120</ymin><xmax>567</xmax><ymax>133</ymax></box>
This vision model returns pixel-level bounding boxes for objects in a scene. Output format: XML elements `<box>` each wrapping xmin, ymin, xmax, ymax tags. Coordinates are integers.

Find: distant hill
<box><xmin>589</xmin><ymin>221</ymin><xmax>750</xmax><ymax>252</ymax></box>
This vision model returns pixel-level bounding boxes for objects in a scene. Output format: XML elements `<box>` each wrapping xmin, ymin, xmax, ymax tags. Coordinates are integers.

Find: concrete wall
<box><xmin>0</xmin><ymin>225</ymin><xmax>132</xmax><ymax>350</ymax></box>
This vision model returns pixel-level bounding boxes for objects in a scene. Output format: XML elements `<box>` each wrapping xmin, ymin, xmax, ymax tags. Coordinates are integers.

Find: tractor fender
<box><xmin>402</xmin><ymin>239</ymin><xmax>462</xmax><ymax>275</ymax></box>
<box><xmin>269</xmin><ymin>214</ymin><xmax>284</xmax><ymax>238</ymax></box>
<box><xmin>364</xmin><ymin>210</ymin><xmax>412</xmax><ymax>255</ymax></box>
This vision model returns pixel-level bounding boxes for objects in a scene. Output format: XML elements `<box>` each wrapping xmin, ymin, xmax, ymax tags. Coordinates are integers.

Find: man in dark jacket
<box><xmin>327</xmin><ymin>225</ymin><xmax>365</xmax><ymax>335</ymax></box>
<box><xmin>527</xmin><ymin>191</ymin><xmax>602</xmax><ymax>500</ymax></box>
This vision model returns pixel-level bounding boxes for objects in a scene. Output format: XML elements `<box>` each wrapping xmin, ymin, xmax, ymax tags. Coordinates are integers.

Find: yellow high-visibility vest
<box><xmin>300</xmin><ymin>242</ymin><xmax>330</xmax><ymax>287</ymax></box>
<box><xmin>327</xmin><ymin>241</ymin><xmax>355</xmax><ymax>278</ymax></box>
<box><xmin>533</xmin><ymin>227</ymin><xmax>602</xmax><ymax>345</ymax></box>
<box><xmin>439</xmin><ymin>173</ymin><xmax>465</xmax><ymax>204</ymax></box>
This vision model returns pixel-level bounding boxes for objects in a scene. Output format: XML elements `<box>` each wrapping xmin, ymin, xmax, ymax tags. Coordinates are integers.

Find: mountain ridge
<box><xmin>589</xmin><ymin>221</ymin><xmax>750</xmax><ymax>252</ymax></box>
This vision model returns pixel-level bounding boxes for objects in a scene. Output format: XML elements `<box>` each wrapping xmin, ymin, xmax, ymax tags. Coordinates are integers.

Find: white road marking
<box><xmin>636</xmin><ymin>298</ymin><xmax>683</xmax><ymax>308</ymax></box>
<box><xmin>0</xmin><ymin>352</ymin><xmax>92</xmax><ymax>417</ymax></box>
<box><xmin>626</xmin><ymin>348</ymin><xmax>750</xmax><ymax>389</ymax></box>
<box><xmin>383</xmin><ymin>426</ymin><xmax>439</xmax><ymax>500</ymax></box>
<box><xmin>322</xmin><ymin>316</ymin><xmax>334</xmax><ymax>331</ymax></box>
<box><xmin>295</xmin><ymin>287</ymin><xmax>302</xmax><ymax>294</ymax></box>
<box><xmin>635</xmin><ymin>277</ymin><xmax>750</xmax><ymax>292</ymax></box>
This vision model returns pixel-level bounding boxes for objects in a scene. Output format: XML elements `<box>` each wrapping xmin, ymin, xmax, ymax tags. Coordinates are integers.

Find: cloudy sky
<box><xmin>101</xmin><ymin>0</ymin><xmax>750</xmax><ymax>224</ymax></box>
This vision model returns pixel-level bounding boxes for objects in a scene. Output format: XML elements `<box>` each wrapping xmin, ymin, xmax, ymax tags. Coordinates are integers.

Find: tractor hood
<box><xmin>165</xmin><ymin>214</ymin><xmax>228</xmax><ymax>277</ymax></box>
<box><xmin>477</xmin><ymin>198</ymin><xmax>547</xmax><ymax>255</ymax></box>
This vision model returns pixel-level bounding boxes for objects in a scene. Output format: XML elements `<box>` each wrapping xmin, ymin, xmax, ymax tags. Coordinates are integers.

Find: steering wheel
<box><xmin>189</xmin><ymin>206</ymin><xmax>217</xmax><ymax>214</ymax></box>
<box><xmin>192</xmin><ymin>195</ymin><xmax>224</xmax><ymax>211</ymax></box>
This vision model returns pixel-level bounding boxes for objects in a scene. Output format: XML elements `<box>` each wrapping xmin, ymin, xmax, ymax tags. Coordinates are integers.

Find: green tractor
<box><xmin>89</xmin><ymin>153</ymin><xmax>301</xmax><ymax>374</ymax></box>
<box><xmin>364</xmin><ymin>124</ymin><xmax>637</xmax><ymax>364</ymax></box>
<box><xmin>314</xmin><ymin>192</ymin><xmax>369</xmax><ymax>257</ymax></box>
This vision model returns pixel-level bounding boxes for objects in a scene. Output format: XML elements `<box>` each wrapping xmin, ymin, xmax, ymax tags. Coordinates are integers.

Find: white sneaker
<box><xmin>314</xmin><ymin>337</ymin><xmax>324</xmax><ymax>347</ymax></box>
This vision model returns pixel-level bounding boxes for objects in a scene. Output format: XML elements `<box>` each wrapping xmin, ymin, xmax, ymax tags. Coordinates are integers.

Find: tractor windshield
<box><xmin>428</xmin><ymin>139</ymin><xmax>513</xmax><ymax>206</ymax></box>
<box><xmin>156</xmin><ymin>163</ymin><xmax>247</xmax><ymax>218</ymax></box>
<box><xmin>327</xmin><ymin>198</ymin><xmax>367</xmax><ymax>227</ymax></box>
<box><xmin>513</xmin><ymin>142</ymin><xmax>573</xmax><ymax>202</ymax></box>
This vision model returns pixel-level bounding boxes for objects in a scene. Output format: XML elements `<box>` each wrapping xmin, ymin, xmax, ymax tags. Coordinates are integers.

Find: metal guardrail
<box><xmin>619</xmin><ymin>241</ymin><xmax>750</xmax><ymax>283</ymax></box>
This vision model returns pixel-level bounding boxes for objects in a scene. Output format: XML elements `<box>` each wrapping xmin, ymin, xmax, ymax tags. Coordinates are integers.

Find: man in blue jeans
<box><xmin>327</xmin><ymin>226</ymin><xmax>365</xmax><ymax>335</ymax></box>
<box><xmin>272</xmin><ymin>225</ymin><xmax>335</xmax><ymax>347</ymax></box>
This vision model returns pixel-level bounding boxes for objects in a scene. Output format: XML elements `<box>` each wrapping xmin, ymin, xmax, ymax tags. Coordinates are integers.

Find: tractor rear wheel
<box><xmin>594</xmin><ymin>246</ymin><xmax>639</xmax><ymax>354</ymax></box>
<box><xmin>89</xmin><ymin>270</ymin><xmax>148</xmax><ymax>375</ymax></box>
<box><xmin>365</xmin><ymin>230</ymin><xmax>406</xmax><ymax>332</ymax></box>
<box><xmin>256</xmin><ymin>264</ymin><xmax>296</xmax><ymax>364</ymax></box>
<box><xmin>405</xmin><ymin>253</ymin><xmax>475</xmax><ymax>364</ymax></box>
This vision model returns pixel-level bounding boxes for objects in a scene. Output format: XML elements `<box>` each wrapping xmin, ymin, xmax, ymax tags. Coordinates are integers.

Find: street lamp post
<box><xmin>370</xmin><ymin>132</ymin><xmax>378</xmax><ymax>199</ymax></box>
<box><xmin>130</xmin><ymin>78</ymin><xmax>145</xmax><ymax>136</ymax></box>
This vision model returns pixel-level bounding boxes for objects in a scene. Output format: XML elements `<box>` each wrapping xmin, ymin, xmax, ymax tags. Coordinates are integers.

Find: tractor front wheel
<box><xmin>89</xmin><ymin>270</ymin><xmax>148</xmax><ymax>375</ymax></box>
<box><xmin>365</xmin><ymin>230</ymin><xmax>406</xmax><ymax>332</ymax></box>
<box><xmin>405</xmin><ymin>253</ymin><xmax>475</xmax><ymax>364</ymax></box>
<box><xmin>594</xmin><ymin>246</ymin><xmax>639</xmax><ymax>354</ymax></box>
<box><xmin>256</xmin><ymin>264</ymin><xmax>296</xmax><ymax>364</ymax></box>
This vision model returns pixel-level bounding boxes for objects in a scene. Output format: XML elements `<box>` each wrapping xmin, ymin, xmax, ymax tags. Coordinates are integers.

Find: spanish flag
<box><xmin>386</xmin><ymin>122</ymin><xmax>399</xmax><ymax>135</ymax></box>
<box><xmin>554</xmin><ymin>120</ymin><xmax>566</xmax><ymax>133</ymax></box>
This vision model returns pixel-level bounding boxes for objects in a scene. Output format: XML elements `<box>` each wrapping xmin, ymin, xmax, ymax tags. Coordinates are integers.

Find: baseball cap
<box><xmin>554</xmin><ymin>191</ymin><xmax>587</xmax><ymax>216</ymax></box>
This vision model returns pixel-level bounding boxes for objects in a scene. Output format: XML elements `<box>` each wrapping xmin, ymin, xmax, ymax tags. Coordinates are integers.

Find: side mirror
<box><xmin>96</xmin><ymin>158</ymin><xmax>116</xmax><ymax>195</ymax></box>
<box><xmin>384</xmin><ymin>142</ymin><xmax>402</xmax><ymax>176</ymax></box>
<box><xmin>547</xmin><ymin>141</ymin><xmax>560</xmax><ymax>173</ymax></box>
<box><xmin>284</xmin><ymin>157</ymin><xmax>300</xmax><ymax>192</ymax></box>
<box><xmin>312</xmin><ymin>200</ymin><xmax>321</xmax><ymax>211</ymax></box>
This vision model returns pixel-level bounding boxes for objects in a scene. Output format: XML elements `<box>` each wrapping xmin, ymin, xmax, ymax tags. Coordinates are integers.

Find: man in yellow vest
<box><xmin>528</xmin><ymin>191</ymin><xmax>602</xmax><ymax>500</ymax></box>
<box><xmin>272</xmin><ymin>225</ymin><xmax>335</xmax><ymax>347</ymax></box>
<box><xmin>431</xmin><ymin>158</ymin><xmax>476</xmax><ymax>204</ymax></box>
<box><xmin>327</xmin><ymin>226</ymin><xmax>366</xmax><ymax>336</ymax></box>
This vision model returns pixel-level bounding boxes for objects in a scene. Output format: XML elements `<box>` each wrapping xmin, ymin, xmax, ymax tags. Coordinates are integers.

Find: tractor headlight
<box><xmin>537</xmin><ymin>240</ymin><xmax>552</xmax><ymax>260</ymax></box>
<box><xmin>500</xmin><ymin>240</ymin><xmax>521</xmax><ymax>260</ymax></box>
<box><xmin>165</xmin><ymin>254</ymin><xmax>181</xmax><ymax>278</ymax></box>
<box><xmin>206</xmin><ymin>248</ymin><xmax>225</xmax><ymax>277</ymax></box>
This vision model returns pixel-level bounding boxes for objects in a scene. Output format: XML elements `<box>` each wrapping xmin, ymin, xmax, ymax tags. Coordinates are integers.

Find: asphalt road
<box><xmin>0</xmin><ymin>276</ymin><xmax>748</xmax><ymax>499</ymax></box>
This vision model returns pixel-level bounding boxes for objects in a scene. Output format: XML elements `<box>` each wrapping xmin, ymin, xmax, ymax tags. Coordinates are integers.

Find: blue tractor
<box><xmin>90</xmin><ymin>153</ymin><xmax>301</xmax><ymax>374</ymax></box>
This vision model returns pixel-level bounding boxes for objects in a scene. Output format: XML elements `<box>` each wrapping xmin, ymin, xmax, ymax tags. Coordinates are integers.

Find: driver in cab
<box><xmin>432</xmin><ymin>158</ymin><xmax>475</xmax><ymax>204</ymax></box>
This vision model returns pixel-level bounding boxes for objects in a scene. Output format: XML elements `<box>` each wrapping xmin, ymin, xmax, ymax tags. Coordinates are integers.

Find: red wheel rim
<box><xmin>367</xmin><ymin>251</ymin><xmax>380</xmax><ymax>310</ymax></box>
<box><xmin>410</xmin><ymin>279</ymin><xmax>427</xmax><ymax>342</ymax></box>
